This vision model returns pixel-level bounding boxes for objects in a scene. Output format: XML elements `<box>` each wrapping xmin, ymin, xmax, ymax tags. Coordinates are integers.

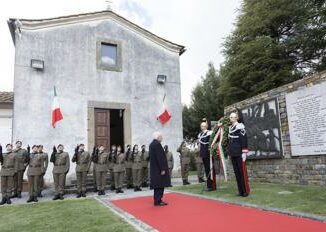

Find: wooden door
<box><xmin>95</xmin><ymin>109</ymin><xmax>110</xmax><ymax>149</ymax></box>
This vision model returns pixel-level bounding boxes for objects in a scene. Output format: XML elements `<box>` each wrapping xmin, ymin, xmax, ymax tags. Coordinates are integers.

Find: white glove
<box><xmin>242</xmin><ymin>153</ymin><xmax>247</xmax><ymax>162</ymax></box>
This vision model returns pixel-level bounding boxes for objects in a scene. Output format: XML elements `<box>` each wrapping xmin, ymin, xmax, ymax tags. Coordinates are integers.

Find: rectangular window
<box><xmin>97</xmin><ymin>39</ymin><xmax>122</xmax><ymax>72</ymax></box>
<box><xmin>101</xmin><ymin>43</ymin><xmax>117</xmax><ymax>66</ymax></box>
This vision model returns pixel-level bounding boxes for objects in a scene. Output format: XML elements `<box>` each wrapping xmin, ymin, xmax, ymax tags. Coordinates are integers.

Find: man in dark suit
<box><xmin>149</xmin><ymin>132</ymin><xmax>170</xmax><ymax>206</ymax></box>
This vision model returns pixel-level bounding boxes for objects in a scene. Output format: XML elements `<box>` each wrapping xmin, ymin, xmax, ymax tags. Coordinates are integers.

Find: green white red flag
<box><xmin>157</xmin><ymin>94</ymin><xmax>171</xmax><ymax>125</ymax></box>
<box><xmin>52</xmin><ymin>86</ymin><xmax>63</xmax><ymax>128</ymax></box>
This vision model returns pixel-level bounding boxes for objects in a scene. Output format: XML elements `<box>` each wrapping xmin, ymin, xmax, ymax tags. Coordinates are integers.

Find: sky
<box><xmin>0</xmin><ymin>0</ymin><xmax>241</xmax><ymax>104</ymax></box>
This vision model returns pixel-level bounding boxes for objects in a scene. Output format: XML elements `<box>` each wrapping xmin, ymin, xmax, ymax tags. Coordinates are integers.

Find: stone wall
<box><xmin>225</xmin><ymin>71</ymin><xmax>326</xmax><ymax>186</ymax></box>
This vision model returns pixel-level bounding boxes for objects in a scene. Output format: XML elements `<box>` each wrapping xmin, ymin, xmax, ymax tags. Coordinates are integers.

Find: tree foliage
<box><xmin>183</xmin><ymin>0</ymin><xmax>326</xmax><ymax>139</ymax></box>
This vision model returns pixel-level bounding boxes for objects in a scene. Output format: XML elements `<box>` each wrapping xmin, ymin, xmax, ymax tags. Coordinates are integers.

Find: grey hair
<box><xmin>153</xmin><ymin>131</ymin><xmax>162</xmax><ymax>140</ymax></box>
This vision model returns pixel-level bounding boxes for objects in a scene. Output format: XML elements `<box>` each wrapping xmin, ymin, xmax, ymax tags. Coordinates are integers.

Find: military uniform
<box><xmin>132</xmin><ymin>151</ymin><xmax>142</xmax><ymax>190</ymax></box>
<box><xmin>177</xmin><ymin>145</ymin><xmax>191</xmax><ymax>185</ymax></box>
<box><xmin>113</xmin><ymin>152</ymin><xmax>125</xmax><ymax>192</ymax></box>
<box><xmin>194</xmin><ymin>147</ymin><xmax>205</xmax><ymax>182</ymax></box>
<box><xmin>125</xmin><ymin>150</ymin><xmax>133</xmax><ymax>188</ymax></box>
<box><xmin>52</xmin><ymin>151</ymin><xmax>70</xmax><ymax>199</ymax></box>
<box><xmin>13</xmin><ymin>148</ymin><xmax>28</xmax><ymax>197</ymax></box>
<box><xmin>38</xmin><ymin>151</ymin><xmax>48</xmax><ymax>196</ymax></box>
<box><xmin>108</xmin><ymin>152</ymin><xmax>115</xmax><ymax>190</ymax></box>
<box><xmin>94</xmin><ymin>151</ymin><xmax>109</xmax><ymax>194</ymax></box>
<box><xmin>0</xmin><ymin>151</ymin><xmax>17</xmax><ymax>204</ymax></box>
<box><xmin>72</xmin><ymin>150</ymin><xmax>91</xmax><ymax>197</ymax></box>
<box><xmin>165</xmin><ymin>151</ymin><xmax>174</xmax><ymax>182</ymax></box>
<box><xmin>141</xmin><ymin>150</ymin><xmax>149</xmax><ymax>187</ymax></box>
<box><xmin>228</xmin><ymin>122</ymin><xmax>250</xmax><ymax>197</ymax></box>
<box><xmin>27</xmin><ymin>152</ymin><xmax>44</xmax><ymax>202</ymax></box>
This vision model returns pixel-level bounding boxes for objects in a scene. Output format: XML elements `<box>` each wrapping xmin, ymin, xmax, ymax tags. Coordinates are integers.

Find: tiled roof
<box><xmin>0</xmin><ymin>92</ymin><xmax>14</xmax><ymax>103</ymax></box>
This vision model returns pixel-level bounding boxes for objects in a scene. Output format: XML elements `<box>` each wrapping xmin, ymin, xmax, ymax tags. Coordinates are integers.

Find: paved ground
<box><xmin>0</xmin><ymin>175</ymin><xmax>201</xmax><ymax>205</ymax></box>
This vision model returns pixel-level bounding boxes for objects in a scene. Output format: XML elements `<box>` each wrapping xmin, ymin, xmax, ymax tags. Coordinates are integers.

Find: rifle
<box><xmin>91</xmin><ymin>146</ymin><xmax>99</xmax><ymax>163</ymax></box>
<box><xmin>25</xmin><ymin>145</ymin><xmax>31</xmax><ymax>164</ymax></box>
<box><xmin>72</xmin><ymin>144</ymin><xmax>79</xmax><ymax>163</ymax></box>
<box><xmin>50</xmin><ymin>146</ymin><xmax>57</xmax><ymax>163</ymax></box>
<box><xmin>0</xmin><ymin>145</ymin><xmax>3</xmax><ymax>165</ymax></box>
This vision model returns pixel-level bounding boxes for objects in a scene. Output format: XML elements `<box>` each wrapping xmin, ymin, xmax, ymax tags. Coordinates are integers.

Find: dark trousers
<box><xmin>153</xmin><ymin>188</ymin><xmax>164</xmax><ymax>204</ymax></box>
<box><xmin>202</xmin><ymin>157</ymin><xmax>212</xmax><ymax>189</ymax></box>
<box><xmin>231</xmin><ymin>156</ymin><xmax>246</xmax><ymax>195</ymax></box>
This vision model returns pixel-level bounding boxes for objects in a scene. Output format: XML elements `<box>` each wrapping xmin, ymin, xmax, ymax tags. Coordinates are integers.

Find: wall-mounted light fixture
<box><xmin>31</xmin><ymin>59</ymin><xmax>44</xmax><ymax>70</ymax></box>
<box><xmin>157</xmin><ymin>74</ymin><xmax>167</xmax><ymax>84</ymax></box>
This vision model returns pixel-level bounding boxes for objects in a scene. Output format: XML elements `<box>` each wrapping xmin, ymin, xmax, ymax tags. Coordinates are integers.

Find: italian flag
<box><xmin>157</xmin><ymin>94</ymin><xmax>171</xmax><ymax>125</ymax></box>
<box><xmin>52</xmin><ymin>86</ymin><xmax>63</xmax><ymax>128</ymax></box>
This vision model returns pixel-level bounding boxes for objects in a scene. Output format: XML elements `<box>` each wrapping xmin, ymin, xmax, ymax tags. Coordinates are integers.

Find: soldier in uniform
<box><xmin>27</xmin><ymin>145</ymin><xmax>44</xmax><ymax>203</ymax></box>
<box><xmin>38</xmin><ymin>145</ymin><xmax>48</xmax><ymax>197</ymax></box>
<box><xmin>108</xmin><ymin>145</ymin><xmax>116</xmax><ymax>191</ymax></box>
<box><xmin>125</xmin><ymin>144</ymin><xmax>133</xmax><ymax>189</ymax></box>
<box><xmin>13</xmin><ymin>141</ymin><xmax>29</xmax><ymax>198</ymax></box>
<box><xmin>113</xmin><ymin>145</ymin><xmax>125</xmax><ymax>193</ymax></box>
<box><xmin>164</xmin><ymin>145</ymin><xmax>174</xmax><ymax>186</ymax></box>
<box><xmin>177</xmin><ymin>142</ymin><xmax>191</xmax><ymax>185</ymax></box>
<box><xmin>132</xmin><ymin>144</ymin><xmax>142</xmax><ymax>191</ymax></box>
<box><xmin>91</xmin><ymin>147</ymin><xmax>98</xmax><ymax>192</ymax></box>
<box><xmin>194</xmin><ymin>142</ymin><xmax>205</xmax><ymax>183</ymax></box>
<box><xmin>93</xmin><ymin>145</ymin><xmax>109</xmax><ymax>195</ymax></box>
<box><xmin>228</xmin><ymin>112</ymin><xmax>250</xmax><ymax>197</ymax></box>
<box><xmin>51</xmin><ymin>144</ymin><xmax>70</xmax><ymax>200</ymax></box>
<box><xmin>0</xmin><ymin>144</ymin><xmax>17</xmax><ymax>205</ymax></box>
<box><xmin>72</xmin><ymin>144</ymin><xmax>91</xmax><ymax>198</ymax></box>
<box><xmin>198</xmin><ymin>121</ymin><xmax>213</xmax><ymax>191</ymax></box>
<box><xmin>140</xmin><ymin>145</ymin><xmax>149</xmax><ymax>187</ymax></box>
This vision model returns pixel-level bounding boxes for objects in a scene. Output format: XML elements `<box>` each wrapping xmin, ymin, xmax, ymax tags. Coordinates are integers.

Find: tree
<box><xmin>219</xmin><ymin>0</ymin><xmax>326</xmax><ymax>106</ymax></box>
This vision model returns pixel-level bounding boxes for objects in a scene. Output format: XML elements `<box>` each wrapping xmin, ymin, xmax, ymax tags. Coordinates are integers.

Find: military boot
<box><xmin>59</xmin><ymin>194</ymin><xmax>64</xmax><ymax>200</ymax></box>
<box><xmin>6</xmin><ymin>197</ymin><xmax>12</xmax><ymax>204</ymax></box>
<box><xmin>76</xmin><ymin>193</ymin><xmax>82</xmax><ymax>198</ymax></box>
<box><xmin>81</xmin><ymin>192</ymin><xmax>86</xmax><ymax>197</ymax></box>
<box><xmin>27</xmin><ymin>197</ymin><xmax>34</xmax><ymax>203</ymax></box>
<box><xmin>0</xmin><ymin>197</ymin><xmax>7</xmax><ymax>205</ymax></box>
<box><xmin>17</xmin><ymin>192</ymin><xmax>22</xmax><ymax>198</ymax></box>
<box><xmin>33</xmin><ymin>196</ymin><xmax>38</xmax><ymax>202</ymax></box>
<box><xmin>53</xmin><ymin>194</ymin><xmax>60</xmax><ymax>200</ymax></box>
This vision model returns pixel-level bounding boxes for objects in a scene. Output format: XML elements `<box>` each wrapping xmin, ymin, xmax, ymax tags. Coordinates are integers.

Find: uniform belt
<box><xmin>78</xmin><ymin>161</ymin><xmax>88</xmax><ymax>164</ymax></box>
<box><xmin>3</xmin><ymin>165</ymin><xmax>14</xmax><ymax>168</ymax></box>
<box><xmin>229</xmin><ymin>135</ymin><xmax>239</xmax><ymax>138</ymax></box>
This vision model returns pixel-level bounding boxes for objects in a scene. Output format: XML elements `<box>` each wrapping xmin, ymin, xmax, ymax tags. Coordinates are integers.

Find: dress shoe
<box><xmin>185</xmin><ymin>181</ymin><xmax>191</xmax><ymax>185</ymax></box>
<box><xmin>27</xmin><ymin>197</ymin><xmax>34</xmax><ymax>203</ymax></box>
<box><xmin>199</xmin><ymin>178</ymin><xmax>205</xmax><ymax>183</ymax></box>
<box><xmin>119</xmin><ymin>189</ymin><xmax>124</xmax><ymax>193</ymax></box>
<box><xmin>0</xmin><ymin>197</ymin><xmax>7</xmax><ymax>205</ymax></box>
<box><xmin>205</xmin><ymin>188</ymin><xmax>214</xmax><ymax>192</ymax></box>
<box><xmin>160</xmin><ymin>201</ymin><xmax>168</xmax><ymax>206</ymax></box>
<box><xmin>154</xmin><ymin>202</ymin><xmax>167</xmax><ymax>206</ymax></box>
<box><xmin>242</xmin><ymin>193</ymin><xmax>249</xmax><ymax>197</ymax></box>
<box><xmin>6</xmin><ymin>198</ymin><xmax>12</xmax><ymax>204</ymax></box>
<box><xmin>53</xmin><ymin>194</ymin><xmax>60</xmax><ymax>200</ymax></box>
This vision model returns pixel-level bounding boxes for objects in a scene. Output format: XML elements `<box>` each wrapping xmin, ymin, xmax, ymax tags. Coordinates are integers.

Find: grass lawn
<box><xmin>172</xmin><ymin>180</ymin><xmax>326</xmax><ymax>217</ymax></box>
<box><xmin>0</xmin><ymin>198</ymin><xmax>136</xmax><ymax>232</ymax></box>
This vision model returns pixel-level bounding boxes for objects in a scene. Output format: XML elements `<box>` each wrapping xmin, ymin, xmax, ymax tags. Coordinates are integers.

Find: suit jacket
<box><xmin>177</xmin><ymin>146</ymin><xmax>191</xmax><ymax>165</ymax></box>
<box><xmin>149</xmin><ymin>139</ymin><xmax>170</xmax><ymax>188</ymax></box>
<box><xmin>113</xmin><ymin>152</ymin><xmax>125</xmax><ymax>172</ymax></box>
<box><xmin>14</xmin><ymin>148</ymin><xmax>28</xmax><ymax>171</ymax></box>
<box><xmin>228</xmin><ymin>122</ymin><xmax>249</xmax><ymax>157</ymax></box>
<box><xmin>94</xmin><ymin>152</ymin><xmax>109</xmax><ymax>172</ymax></box>
<box><xmin>27</xmin><ymin>152</ymin><xmax>44</xmax><ymax>176</ymax></box>
<box><xmin>52</xmin><ymin>152</ymin><xmax>70</xmax><ymax>174</ymax></box>
<box><xmin>74</xmin><ymin>151</ymin><xmax>91</xmax><ymax>172</ymax></box>
<box><xmin>0</xmin><ymin>152</ymin><xmax>17</xmax><ymax>176</ymax></box>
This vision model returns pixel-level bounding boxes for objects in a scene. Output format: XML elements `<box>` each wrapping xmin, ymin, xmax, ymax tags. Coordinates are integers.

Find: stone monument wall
<box><xmin>225</xmin><ymin>71</ymin><xmax>326</xmax><ymax>186</ymax></box>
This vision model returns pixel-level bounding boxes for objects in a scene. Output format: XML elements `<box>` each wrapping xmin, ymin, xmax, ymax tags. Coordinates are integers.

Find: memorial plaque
<box><xmin>240</xmin><ymin>98</ymin><xmax>283</xmax><ymax>159</ymax></box>
<box><xmin>286</xmin><ymin>82</ymin><xmax>326</xmax><ymax>156</ymax></box>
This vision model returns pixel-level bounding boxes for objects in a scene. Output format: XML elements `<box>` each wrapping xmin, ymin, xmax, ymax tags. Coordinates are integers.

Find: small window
<box><xmin>97</xmin><ymin>39</ymin><xmax>122</xmax><ymax>72</ymax></box>
<box><xmin>101</xmin><ymin>43</ymin><xmax>117</xmax><ymax>66</ymax></box>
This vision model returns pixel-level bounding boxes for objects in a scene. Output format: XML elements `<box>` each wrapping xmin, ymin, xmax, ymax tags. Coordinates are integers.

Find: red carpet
<box><xmin>111</xmin><ymin>193</ymin><xmax>326</xmax><ymax>232</ymax></box>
